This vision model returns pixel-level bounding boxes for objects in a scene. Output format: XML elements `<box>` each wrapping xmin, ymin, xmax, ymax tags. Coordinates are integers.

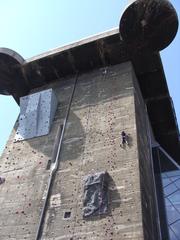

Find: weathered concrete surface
<box><xmin>41</xmin><ymin>62</ymin><xmax>143</xmax><ymax>240</ymax></box>
<box><xmin>0</xmin><ymin>62</ymin><xmax>158</xmax><ymax>239</ymax></box>
<box><xmin>133</xmin><ymin>70</ymin><xmax>161</xmax><ymax>240</ymax></box>
<box><xmin>0</xmin><ymin>78</ymin><xmax>76</xmax><ymax>239</ymax></box>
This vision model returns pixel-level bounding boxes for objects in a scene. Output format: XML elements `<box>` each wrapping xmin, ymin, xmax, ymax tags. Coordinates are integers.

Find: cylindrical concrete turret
<box><xmin>0</xmin><ymin>48</ymin><xmax>29</xmax><ymax>104</ymax></box>
<box><xmin>119</xmin><ymin>0</ymin><xmax>179</xmax><ymax>52</ymax></box>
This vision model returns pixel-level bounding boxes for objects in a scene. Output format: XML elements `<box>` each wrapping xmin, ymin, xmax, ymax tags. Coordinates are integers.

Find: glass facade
<box><xmin>162</xmin><ymin>169</ymin><xmax>180</xmax><ymax>239</ymax></box>
<box><xmin>153</xmin><ymin>146</ymin><xmax>180</xmax><ymax>240</ymax></box>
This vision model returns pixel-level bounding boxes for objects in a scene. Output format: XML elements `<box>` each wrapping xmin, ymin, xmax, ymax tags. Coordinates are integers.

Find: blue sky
<box><xmin>0</xmin><ymin>0</ymin><xmax>179</xmax><ymax>154</ymax></box>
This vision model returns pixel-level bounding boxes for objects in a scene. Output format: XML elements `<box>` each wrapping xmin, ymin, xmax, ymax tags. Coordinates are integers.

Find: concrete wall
<box><xmin>133</xmin><ymin>71</ymin><xmax>161</xmax><ymax>240</ymax></box>
<box><xmin>0</xmin><ymin>62</ymin><xmax>157</xmax><ymax>239</ymax></box>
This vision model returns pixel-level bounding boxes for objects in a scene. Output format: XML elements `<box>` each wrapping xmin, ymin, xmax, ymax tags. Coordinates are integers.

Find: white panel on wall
<box><xmin>14</xmin><ymin>89</ymin><xmax>58</xmax><ymax>142</ymax></box>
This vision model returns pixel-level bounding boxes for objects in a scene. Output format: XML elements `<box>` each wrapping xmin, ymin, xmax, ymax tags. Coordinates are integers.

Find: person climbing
<box><xmin>121</xmin><ymin>131</ymin><xmax>128</xmax><ymax>146</ymax></box>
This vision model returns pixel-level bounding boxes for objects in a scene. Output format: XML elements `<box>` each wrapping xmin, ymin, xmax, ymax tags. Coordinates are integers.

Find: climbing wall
<box><xmin>0</xmin><ymin>62</ymin><xmax>156</xmax><ymax>239</ymax></box>
<box><xmin>0</xmin><ymin>77</ymin><xmax>76</xmax><ymax>239</ymax></box>
<box><xmin>42</xmin><ymin>62</ymin><xmax>145</xmax><ymax>240</ymax></box>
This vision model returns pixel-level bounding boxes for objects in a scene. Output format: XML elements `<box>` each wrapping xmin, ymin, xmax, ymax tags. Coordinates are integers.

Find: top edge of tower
<box><xmin>26</xmin><ymin>27</ymin><xmax>120</xmax><ymax>63</ymax></box>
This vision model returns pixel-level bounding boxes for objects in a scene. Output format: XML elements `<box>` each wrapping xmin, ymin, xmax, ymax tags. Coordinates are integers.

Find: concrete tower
<box><xmin>0</xmin><ymin>1</ymin><xmax>179</xmax><ymax>239</ymax></box>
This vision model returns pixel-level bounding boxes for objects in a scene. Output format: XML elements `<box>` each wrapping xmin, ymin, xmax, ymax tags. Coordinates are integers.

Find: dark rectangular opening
<box><xmin>64</xmin><ymin>211</ymin><xmax>71</xmax><ymax>219</ymax></box>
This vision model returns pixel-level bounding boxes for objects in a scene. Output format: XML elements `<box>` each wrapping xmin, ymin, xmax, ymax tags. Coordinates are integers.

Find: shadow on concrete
<box><xmin>27</xmin><ymin>110</ymin><xmax>85</xmax><ymax>162</ymax></box>
<box><xmin>127</xmin><ymin>134</ymin><xmax>133</xmax><ymax>147</ymax></box>
<box><xmin>108</xmin><ymin>174</ymin><xmax>121</xmax><ymax>211</ymax></box>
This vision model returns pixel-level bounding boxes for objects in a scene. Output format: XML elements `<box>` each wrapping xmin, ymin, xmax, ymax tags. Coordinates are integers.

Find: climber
<box><xmin>121</xmin><ymin>131</ymin><xmax>128</xmax><ymax>146</ymax></box>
